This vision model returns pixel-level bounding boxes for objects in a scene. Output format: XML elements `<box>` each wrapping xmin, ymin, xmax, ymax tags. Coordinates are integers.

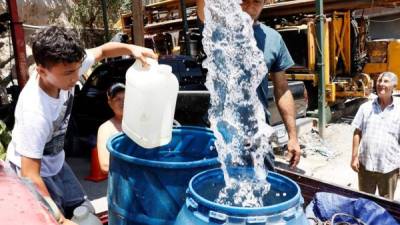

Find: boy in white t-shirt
<box><xmin>6</xmin><ymin>26</ymin><xmax>157</xmax><ymax>224</ymax></box>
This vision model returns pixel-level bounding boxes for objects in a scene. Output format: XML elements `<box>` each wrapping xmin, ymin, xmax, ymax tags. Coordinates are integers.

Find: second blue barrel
<box><xmin>107</xmin><ymin>126</ymin><xmax>220</xmax><ymax>225</ymax></box>
<box><xmin>175</xmin><ymin>168</ymin><xmax>308</xmax><ymax>225</ymax></box>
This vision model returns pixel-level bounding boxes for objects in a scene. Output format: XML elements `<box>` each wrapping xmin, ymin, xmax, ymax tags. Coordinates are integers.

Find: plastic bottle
<box><xmin>71</xmin><ymin>206</ymin><xmax>102</xmax><ymax>225</ymax></box>
<box><xmin>122</xmin><ymin>58</ymin><xmax>179</xmax><ymax>148</ymax></box>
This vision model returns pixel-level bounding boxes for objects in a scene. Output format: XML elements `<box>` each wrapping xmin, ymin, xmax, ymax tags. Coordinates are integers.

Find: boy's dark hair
<box><xmin>32</xmin><ymin>26</ymin><xmax>86</xmax><ymax>69</ymax></box>
<box><xmin>107</xmin><ymin>83</ymin><xmax>125</xmax><ymax>99</ymax></box>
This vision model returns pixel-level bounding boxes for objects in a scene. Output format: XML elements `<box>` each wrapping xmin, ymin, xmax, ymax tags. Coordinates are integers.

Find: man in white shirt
<box><xmin>351</xmin><ymin>72</ymin><xmax>400</xmax><ymax>200</ymax></box>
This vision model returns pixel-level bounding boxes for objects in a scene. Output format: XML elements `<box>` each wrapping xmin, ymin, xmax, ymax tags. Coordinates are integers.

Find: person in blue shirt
<box><xmin>197</xmin><ymin>0</ymin><xmax>301</xmax><ymax>170</ymax></box>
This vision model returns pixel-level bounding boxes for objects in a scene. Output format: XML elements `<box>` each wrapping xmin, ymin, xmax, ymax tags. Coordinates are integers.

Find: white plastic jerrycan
<box><xmin>122</xmin><ymin>57</ymin><xmax>179</xmax><ymax>148</ymax></box>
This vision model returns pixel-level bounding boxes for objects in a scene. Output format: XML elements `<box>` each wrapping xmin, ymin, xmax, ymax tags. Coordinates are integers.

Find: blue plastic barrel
<box><xmin>107</xmin><ymin>126</ymin><xmax>220</xmax><ymax>225</ymax></box>
<box><xmin>175</xmin><ymin>168</ymin><xmax>308</xmax><ymax>225</ymax></box>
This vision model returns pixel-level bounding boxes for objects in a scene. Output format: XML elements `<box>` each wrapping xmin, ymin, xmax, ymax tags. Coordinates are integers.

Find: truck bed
<box><xmin>277</xmin><ymin>167</ymin><xmax>400</xmax><ymax>222</ymax></box>
<box><xmin>93</xmin><ymin>167</ymin><xmax>400</xmax><ymax>224</ymax></box>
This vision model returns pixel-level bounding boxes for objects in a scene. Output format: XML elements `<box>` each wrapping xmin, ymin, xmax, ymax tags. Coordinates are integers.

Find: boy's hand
<box><xmin>131</xmin><ymin>46</ymin><xmax>158</xmax><ymax>67</ymax></box>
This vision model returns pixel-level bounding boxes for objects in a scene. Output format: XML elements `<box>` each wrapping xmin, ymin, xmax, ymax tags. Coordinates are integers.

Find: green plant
<box><xmin>69</xmin><ymin>0</ymin><xmax>132</xmax><ymax>46</ymax></box>
<box><xmin>0</xmin><ymin>120</ymin><xmax>11</xmax><ymax>160</ymax></box>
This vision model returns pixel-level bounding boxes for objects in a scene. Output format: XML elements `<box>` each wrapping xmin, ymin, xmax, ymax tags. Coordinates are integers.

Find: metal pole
<box><xmin>316</xmin><ymin>0</ymin><xmax>326</xmax><ymax>137</ymax></box>
<box><xmin>179</xmin><ymin>0</ymin><xmax>190</xmax><ymax>56</ymax></box>
<box><xmin>6</xmin><ymin>0</ymin><xmax>28</xmax><ymax>88</ymax></box>
<box><xmin>132</xmin><ymin>0</ymin><xmax>144</xmax><ymax>46</ymax></box>
<box><xmin>101</xmin><ymin>0</ymin><xmax>109</xmax><ymax>42</ymax></box>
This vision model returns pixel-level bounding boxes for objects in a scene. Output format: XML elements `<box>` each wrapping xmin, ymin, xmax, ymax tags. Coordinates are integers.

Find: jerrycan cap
<box><xmin>73</xmin><ymin>206</ymin><xmax>89</xmax><ymax>220</ymax></box>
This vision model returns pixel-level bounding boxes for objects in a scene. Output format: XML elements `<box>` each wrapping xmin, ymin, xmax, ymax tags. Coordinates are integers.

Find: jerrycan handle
<box><xmin>132</xmin><ymin>57</ymin><xmax>159</xmax><ymax>72</ymax></box>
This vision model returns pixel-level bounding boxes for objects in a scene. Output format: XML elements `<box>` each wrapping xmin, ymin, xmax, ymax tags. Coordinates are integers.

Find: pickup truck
<box><xmin>65</xmin><ymin>55</ymin><xmax>308</xmax><ymax>157</ymax></box>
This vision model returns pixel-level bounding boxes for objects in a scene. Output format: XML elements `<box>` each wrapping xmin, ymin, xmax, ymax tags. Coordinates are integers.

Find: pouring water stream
<box><xmin>202</xmin><ymin>0</ymin><xmax>276</xmax><ymax>207</ymax></box>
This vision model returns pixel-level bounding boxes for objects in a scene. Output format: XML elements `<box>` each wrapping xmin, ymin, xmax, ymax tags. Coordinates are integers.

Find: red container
<box><xmin>0</xmin><ymin>161</ymin><xmax>58</xmax><ymax>225</ymax></box>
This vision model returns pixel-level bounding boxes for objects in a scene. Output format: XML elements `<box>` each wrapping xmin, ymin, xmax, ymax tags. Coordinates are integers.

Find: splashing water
<box><xmin>216</xmin><ymin>177</ymin><xmax>271</xmax><ymax>207</ymax></box>
<box><xmin>202</xmin><ymin>0</ymin><xmax>275</xmax><ymax>206</ymax></box>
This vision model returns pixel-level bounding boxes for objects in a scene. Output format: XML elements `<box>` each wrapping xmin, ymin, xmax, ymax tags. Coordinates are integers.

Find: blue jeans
<box><xmin>42</xmin><ymin>162</ymin><xmax>88</xmax><ymax>215</ymax></box>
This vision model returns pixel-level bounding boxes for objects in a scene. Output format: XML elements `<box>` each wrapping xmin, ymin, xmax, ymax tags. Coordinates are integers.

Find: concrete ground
<box><xmin>275</xmin><ymin>121</ymin><xmax>400</xmax><ymax>202</ymax></box>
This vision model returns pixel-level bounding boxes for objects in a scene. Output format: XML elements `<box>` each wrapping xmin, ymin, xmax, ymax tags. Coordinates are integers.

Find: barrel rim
<box><xmin>107</xmin><ymin>126</ymin><xmax>220</xmax><ymax>169</ymax></box>
<box><xmin>187</xmin><ymin>168</ymin><xmax>302</xmax><ymax>216</ymax></box>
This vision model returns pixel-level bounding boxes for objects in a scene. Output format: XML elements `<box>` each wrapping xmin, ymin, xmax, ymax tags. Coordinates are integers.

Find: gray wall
<box><xmin>369</xmin><ymin>14</ymin><xmax>400</xmax><ymax>40</ymax></box>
